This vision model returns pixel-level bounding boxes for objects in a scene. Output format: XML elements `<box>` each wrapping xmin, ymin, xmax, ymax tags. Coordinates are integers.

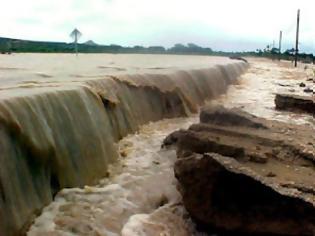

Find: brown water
<box><xmin>27</xmin><ymin>58</ymin><xmax>314</xmax><ymax>235</ymax></box>
<box><xmin>28</xmin><ymin>117</ymin><xmax>198</xmax><ymax>236</ymax></box>
<box><xmin>0</xmin><ymin>54</ymin><xmax>248</xmax><ymax>236</ymax></box>
<box><xmin>0</xmin><ymin>54</ymin><xmax>232</xmax><ymax>91</ymax></box>
<box><xmin>215</xmin><ymin>58</ymin><xmax>314</xmax><ymax>127</ymax></box>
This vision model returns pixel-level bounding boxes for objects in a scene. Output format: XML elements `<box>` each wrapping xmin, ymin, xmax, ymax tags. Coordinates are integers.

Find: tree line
<box><xmin>0</xmin><ymin>37</ymin><xmax>314</xmax><ymax>64</ymax></box>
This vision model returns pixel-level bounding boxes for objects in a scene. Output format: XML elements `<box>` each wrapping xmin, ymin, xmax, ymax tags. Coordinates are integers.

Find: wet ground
<box><xmin>216</xmin><ymin>58</ymin><xmax>314</xmax><ymax>127</ymax></box>
<box><xmin>28</xmin><ymin>58</ymin><xmax>314</xmax><ymax>236</ymax></box>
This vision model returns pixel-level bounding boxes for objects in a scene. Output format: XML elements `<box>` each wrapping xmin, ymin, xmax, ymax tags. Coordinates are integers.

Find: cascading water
<box><xmin>27</xmin><ymin>58</ymin><xmax>314</xmax><ymax>236</ymax></box>
<box><xmin>0</xmin><ymin>54</ymin><xmax>248</xmax><ymax>236</ymax></box>
<box><xmin>28</xmin><ymin>117</ymin><xmax>198</xmax><ymax>236</ymax></box>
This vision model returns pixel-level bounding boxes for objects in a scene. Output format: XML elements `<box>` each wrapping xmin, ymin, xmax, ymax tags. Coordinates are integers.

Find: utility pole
<box><xmin>294</xmin><ymin>9</ymin><xmax>300</xmax><ymax>67</ymax></box>
<box><xmin>279</xmin><ymin>30</ymin><xmax>282</xmax><ymax>60</ymax></box>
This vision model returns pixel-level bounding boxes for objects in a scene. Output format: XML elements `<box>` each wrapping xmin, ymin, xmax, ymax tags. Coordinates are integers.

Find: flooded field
<box><xmin>0</xmin><ymin>54</ymin><xmax>233</xmax><ymax>90</ymax></box>
<box><xmin>27</xmin><ymin>58</ymin><xmax>314</xmax><ymax>235</ymax></box>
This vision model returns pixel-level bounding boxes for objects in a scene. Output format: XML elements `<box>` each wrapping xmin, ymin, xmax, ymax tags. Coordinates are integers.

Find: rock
<box><xmin>299</xmin><ymin>82</ymin><xmax>306</xmax><ymax>87</ymax></box>
<box><xmin>304</xmin><ymin>87</ymin><xmax>313</xmax><ymax>93</ymax></box>
<box><xmin>175</xmin><ymin>153</ymin><xmax>315</xmax><ymax>235</ymax></box>
<box><xmin>276</xmin><ymin>83</ymin><xmax>292</xmax><ymax>87</ymax></box>
<box><xmin>266</xmin><ymin>171</ymin><xmax>276</xmax><ymax>177</ymax></box>
<box><xmin>161</xmin><ymin>129</ymin><xmax>186</xmax><ymax>148</ymax></box>
<box><xmin>168</xmin><ymin>106</ymin><xmax>315</xmax><ymax>235</ymax></box>
<box><xmin>174</xmin><ymin>128</ymin><xmax>245</xmax><ymax>159</ymax></box>
<box><xmin>200</xmin><ymin>105</ymin><xmax>267</xmax><ymax>129</ymax></box>
<box><xmin>275</xmin><ymin>94</ymin><xmax>315</xmax><ymax>115</ymax></box>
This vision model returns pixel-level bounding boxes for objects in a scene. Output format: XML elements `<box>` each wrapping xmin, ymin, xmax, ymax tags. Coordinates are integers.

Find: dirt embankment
<box><xmin>164</xmin><ymin>105</ymin><xmax>315</xmax><ymax>235</ymax></box>
<box><xmin>275</xmin><ymin>74</ymin><xmax>314</xmax><ymax>116</ymax></box>
<box><xmin>275</xmin><ymin>93</ymin><xmax>315</xmax><ymax>115</ymax></box>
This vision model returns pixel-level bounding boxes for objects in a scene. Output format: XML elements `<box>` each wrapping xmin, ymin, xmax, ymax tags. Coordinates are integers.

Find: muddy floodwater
<box><xmin>216</xmin><ymin>58</ymin><xmax>314</xmax><ymax>128</ymax></box>
<box><xmin>27</xmin><ymin>58</ymin><xmax>314</xmax><ymax>235</ymax></box>
<box><xmin>0</xmin><ymin>54</ymin><xmax>248</xmax><ymax>236</ymax></box>
<box><xmin>0</xmin><ymin>54</ymin><xmax>232</xmax><ymax>90</ymax></box>
<box><xmin>28</xmin><ymin>117</ymin><xmax>198</xmax><ymax>236</ymax></box>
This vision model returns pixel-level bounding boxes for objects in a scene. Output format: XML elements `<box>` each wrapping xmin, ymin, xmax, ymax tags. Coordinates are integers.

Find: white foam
<box><xmin>28</xmin><ymin>58</ymin><xmax>312</xmax><ymax>236</ymax></box>
<box><xmin>28</xmin><ymin>116</ymin><xmax>197</xmax><ymax>236</ymax></box>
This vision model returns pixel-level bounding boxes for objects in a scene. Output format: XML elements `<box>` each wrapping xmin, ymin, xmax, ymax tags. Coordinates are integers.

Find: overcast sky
<box><xmin>1</xmin><ymin>0</ymin><xmax>315</xmax><ymax>52</ymax></box>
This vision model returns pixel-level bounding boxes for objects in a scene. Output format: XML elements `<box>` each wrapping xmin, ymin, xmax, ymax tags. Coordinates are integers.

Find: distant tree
<box><xmin>110</xmin><ymin>44</ymin><xmax>122</xmax><ymax>47</ymax></box>
<box><xmin>168</xmin><ymin>43</ymin><xmax>212</xmax><ymax>55</ymax></box>
<box><xmin>203</xmin><ymin>47</ymin><xmax>213</xmax><ymax>54</ymax></box>
<box><xmin>264</xmin><ymin>45</ymin><xmax>271</xmax><ymax>52</ymax></box>
<box><xmin>187</xmin><ymin>43</ymin><xmax>200</xmax><ymax>48</ymax></box>
<box><xmin>282</xmin><ymin>48</ymin><xmax>295</xmax><ymax>62</ymax></box>
<box><xmin>284</xmin><ymin>48</ymin><xmax>295</xmax><ymax>55</ymax></box>
<box><xmin>147</xmin><ymin>46</ymin><xmax>166</xmax><ymax>53</ymax></box>
<box><xmin>271</xmin><ymin>47</ymin><xmax>279</xmax><ymax>54</ymax></box>
<box><xmin>6</xmin><ymin>40</ymin><xmax>12</xmax><ymax>54</ymax></box>
<box><xmin>133</xmin><ymin>46</ymin><xmax>146</xmax><ymax>53</ymax></box>
<box><xmin>0</xmin><ymin>39</ymin><xmax>12</xmax><ymax>54</ymax></box>
<box><xmin>255</xmin><ymin>49</ymin><xmax>263</xmax><ymax>56</ymax></box>
<box><xmin>107</xmin><ymin>44</ymin><xmax>123</xmax><ymax>53</ymax></box>
<box><xmin>133</xmin><ymin>45</ymin><xmax>145</xmax><ymax>49</ymax></box>
<box><xmin>169</xmin><ymin>44</ymin><xmax>187</xmax><ymax>54</ymax></box>
<box><xmin>173</xmin><ymin>43</ymin><xmax>186</xmax><ymax>49</ymax></box>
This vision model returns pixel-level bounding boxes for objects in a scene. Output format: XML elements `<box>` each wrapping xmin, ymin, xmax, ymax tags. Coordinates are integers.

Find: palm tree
<box><xmin>70</xmin><ymin>28</ymin><xmax>82</xmax><ymax>55</ymax></box>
